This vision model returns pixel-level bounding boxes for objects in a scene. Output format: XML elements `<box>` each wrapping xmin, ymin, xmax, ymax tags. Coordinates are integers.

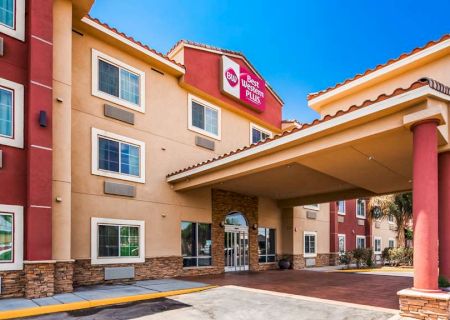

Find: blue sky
<box><xmin>90</xmin><ymin>1</ymin><xmax>450</xmax><ymax>123</ymax></box>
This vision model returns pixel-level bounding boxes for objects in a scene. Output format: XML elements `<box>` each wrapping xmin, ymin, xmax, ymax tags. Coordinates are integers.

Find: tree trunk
<box><xmin>397</xmin><ymin>224</ymin><xmax>406</xmax><ymax>248</ymax></box>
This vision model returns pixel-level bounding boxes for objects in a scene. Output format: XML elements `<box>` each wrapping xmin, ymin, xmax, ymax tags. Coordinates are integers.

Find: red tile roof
<box><xmin>307</xmin><ymin>34</ymin><xmax>450</xmax><ymax>101</ymax></box>
<box><xmin>168</xmin><ymin>40</ymin><xmax>284</xmax><ymax>104</ymax></box>
<box><xmin>167</xmin><ymin>78</ymin><xmax>450</xmax><ymax>179</ymax></box>
<box><xmin>85</xmin><ymin>15</ymin><xmax>185</xmax><ymax>70</ymax></box>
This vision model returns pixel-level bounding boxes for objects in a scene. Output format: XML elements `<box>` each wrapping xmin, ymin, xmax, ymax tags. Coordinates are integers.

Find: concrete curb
<box><xmin>0</xmin><ymin>285</ymin><xmax>217</xmax><ymax>319</ymax></box>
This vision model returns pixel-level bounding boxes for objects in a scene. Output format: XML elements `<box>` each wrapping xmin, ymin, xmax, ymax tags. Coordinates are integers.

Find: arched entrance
<box><xmin>224</xmin><ymin>212</ymin><xmax>249</xmax><ymax>272</ymax></box>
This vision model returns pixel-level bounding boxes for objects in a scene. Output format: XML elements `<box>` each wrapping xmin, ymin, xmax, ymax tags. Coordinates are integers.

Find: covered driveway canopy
<box><xmin>167</xmin><ymin>78</ymin><xmax>450</xmax><ymax>207</ymax></box>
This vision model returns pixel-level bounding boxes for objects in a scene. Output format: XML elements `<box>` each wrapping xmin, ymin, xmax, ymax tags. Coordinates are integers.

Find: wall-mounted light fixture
<box><xmin>252</xmin><ymin>223</ymin><xmax>258</xmax><ymax>230</ymax></box>
<box><xmin>39</xmin><ymin>111</ymin><xmax>47</xmax><ymax>127</ymax></box>
<box><xmin>219</xmin><ymin>221</ymin><xmax>225</xmax><ymax>228</ymax></box>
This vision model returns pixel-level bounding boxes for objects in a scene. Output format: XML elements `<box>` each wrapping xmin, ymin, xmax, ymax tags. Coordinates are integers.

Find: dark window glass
<box><xmin>192</xmin><ymin>101</ymin><xmax>205</xmax><ymax>130</ymax></box>
<box><xmin>252</xmin><ymin>128</ymin><xmax>270</xmax><ymax>144</ymax></box>
<box><xmin>99</xmin><ymin>138</ymin><xmax>120</xmax><ymax>173</ymax></box>
<box><xmin>0</xmin><ymin>213</ymin><xmax>13</xmax><ymax>262</ymax></box>
<box><xmin>305</xmin><ymin>234</ymin><xmax>316</xmax><ymax>254</ymax></box>
<box><xmin>181</xmin><ymin>222</ymin><xmax>212</xmax><ymax>267</ymax></box>
<box><xmin>0</xmin><ymin>0</ymin><xmax>14</xmax><ymax>28</ymax></box>
<box><xmin>0</xmin><ymin>88</ymin><xmax>13</xmax><ymax>138</ymax></box>
<box><xmin>99</xmin><ymin>59</ymin><xmax>119</xmax><ymax>97</ymax></box>
<box><xmin>98</xmin><ymin>225</ymin><xmax>119</xmax><ymax>257</ymax></box>
<box><xmin>258</xmin><ymin>227</ymin><xmax>276</xmax><ymax>263</ymax></box>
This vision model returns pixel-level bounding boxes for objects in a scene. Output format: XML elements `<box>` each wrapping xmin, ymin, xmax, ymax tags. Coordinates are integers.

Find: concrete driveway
<box><xmin>137</xmin><ymin>286</ymin><xmax>399</xmax><ymax>320</ymax></box>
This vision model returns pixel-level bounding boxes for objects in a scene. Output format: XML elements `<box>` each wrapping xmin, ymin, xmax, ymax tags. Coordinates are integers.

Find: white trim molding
<box><xmin>187</xmin><ymin>94</ymin><xmax>222</xmax><ymax>140</ymax></box>
<box><xmin>0</xmin><ymin>204</ymin><xmax>23</xmax><ymax>271</ymax></box>
<box><xmin>91</xmin><ymin>127</ymin><xmax>146</xmax><ymax>183</ymax></box>
<box><xmin>303</xmin><ymin>231</ymin><xmax>317</xmax><ymax>258</ymax></box>
<box><xmin>374</xmin><ymin>236</ymin><xmax>382</xmax><ymax>254</ymax></box>
<box><xmin>0</xmin><ymin>77</ymin><xmax>24</xmax><ymax>148</ymax></box>
<box><xmin>91</xmin><ymin>217</ymin><xmax>145</xmax><ymax>265</ymax></box>
<box><xmin>250</xmin><ymin>122</ymin><xmax>272</xmax><ymax>144</ymax></box>
<box><xmin>91</xmin><ymin>49</ymin><xmax>146</xmax><ymax>113</ymax></box>
<box><xmin>0</xmin><ymin>0</ymin><xmax>25</xmax><ymax>41</ymax></box>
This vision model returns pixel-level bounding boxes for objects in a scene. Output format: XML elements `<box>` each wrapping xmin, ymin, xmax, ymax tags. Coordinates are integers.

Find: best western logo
<box><xmin>225</xmin><ymin>68</ymin><xmax>238</xmax><ymax>87</ymax></box>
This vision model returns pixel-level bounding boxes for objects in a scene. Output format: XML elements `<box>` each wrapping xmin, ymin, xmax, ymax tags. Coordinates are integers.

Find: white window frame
<box><xmin>0</xmin><ymin>0</ymin><xmax>25</xmax><ymax>41</ymax></box>
<box><xmin>187</xmin><ymin>94</ymin><xmax>221</xmax><ymax>140</ymax></box>
<box><xmin>338</xmin><ymin>234</ymin><xmax>346</xmax><ymax>255</ymax></box>
<box><xmin>374</xmin><ymin>236</ymin><xmax>382</xmax><ymax>254</ymax></box>
<box><xmin>337</xmin><ymin>201</ymin><xmax>346</xmax><ymax>215</ymax></box>
<box><xmin>258</xmin><ymin>227</ymin><xmax>276</xmax><ymax>264</ymax></box>
<box><xmin>91</xmin><ymin>128</ymin><xmax>146</xmax><ymax>183</ymax></box>
<box><xmin>0</xmin><ymin>78</ymin><xmax>24</xmax><ymax>148</ymax></box>
<box><xmin>388</xmin><ymin>238</ymin><xmax>396</xmax><ymax>248</ymax></box>
<box><xmin>304</xmin><ymin>204</ymin><xmax>320</xmax><ymax>211</ymax></box>
<box><xmin>304</xmin><ymin>231</ymin><xmax>317</xmax><ymax>258</ymax></box>
<box><xmin>0</xmin><ymin>204</ymin><xmax>23</xmax><ymax>271</ymax></box>
<box><xmin>91</xmin><ymin>49</ymin><xmax>146</xmax><ymax>113</ymax></box>
<box><xmin>250</xmin><ymin>122</ymin><xmax>272</xmax><ymax>144</ymax></box>
<box><xmin>356</xmin><ymin>199</ymin><xmax>366</xmax><ymax>219</ymax></box>
<box><xmin>356</xmin><ymin>235</ymin><xmax>366</xmax><ymax>249</ymax></box>
<box><xmin>91</xmin><ymin>217</ymin><xmax>145</xmax><ymax>265</ymax></box>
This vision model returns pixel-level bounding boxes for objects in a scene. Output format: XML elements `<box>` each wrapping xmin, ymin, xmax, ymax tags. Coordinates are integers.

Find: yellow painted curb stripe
<box><xmin>0</xmin><ymin>285</ymin><xmax>217</xmax><ymax>320</ymax></box>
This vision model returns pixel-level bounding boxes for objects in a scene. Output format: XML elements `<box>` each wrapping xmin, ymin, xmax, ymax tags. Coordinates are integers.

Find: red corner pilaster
<box><xmin>412</xmin><ymin>120</ymin><xmax>439</xmax><ymax>291</ymax></box>
<box><xmin>25</xmin><ymin>0</ymin><xmax>53</xmax><ymax>261</ymax></box>
<box><xmin>329</xmin><ymin>202</ymin><xmax>338</xmax><ymax>253</ymax></box>
<box><xmin>439</xmin><ymin>151</ymin><xmax>450</xmax><ymax>279</ymax></box>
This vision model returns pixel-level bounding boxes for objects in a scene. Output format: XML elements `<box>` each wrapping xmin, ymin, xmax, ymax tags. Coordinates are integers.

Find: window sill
<box><xmin>356</xmin><ymin>216</ymin><xmax>366</xmax><ymax>219</ymax></box>
<box><xmin>91</xmin><ymin>257</ymin><xmax>145</xmax><ymax>265</ymax></box>
<box><xmin>188</xmin><ymin>126</ymin><xmax>221</xmax><ymax>141</ymax></box>
<box><xmin>337</xmin><ymin>212</ymin><xmax>346</xmax><ymax>216</ymax></box>
<box><xmin>259</xmin><ymin>262</ymin><xmax>277</xmax><ymax>265</ymax></box>
<box><xmin>304</xmin><ymin>254</ymin><xmax>317</xmax><ymax>258</ymax></box>
<box><xmin>183</xmin><ymin>266</ymin><xmax>215</xmax><ymax>270</ymax></box>
<box><xmin>92</xmin><ymin>170</ymin><xmax>145</xmax><ymax>184</ymax></box>
<box><xmin>304</xmin><ymin>206</ymin><xmax>320</xmax><ymax>211</ymax></box>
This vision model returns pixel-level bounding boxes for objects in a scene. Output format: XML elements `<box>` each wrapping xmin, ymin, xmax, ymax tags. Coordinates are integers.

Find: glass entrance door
<box><xmin>224</xmin><ymin>227</ymin><xmax>249</xmax><ymax>272</ymax></box>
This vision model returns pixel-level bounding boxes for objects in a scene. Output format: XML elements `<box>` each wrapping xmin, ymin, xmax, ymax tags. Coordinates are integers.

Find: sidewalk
<box><xmin>0</xmin><ymin>279</ymin><xmax>214</xmax><ymax>319</ymax></box>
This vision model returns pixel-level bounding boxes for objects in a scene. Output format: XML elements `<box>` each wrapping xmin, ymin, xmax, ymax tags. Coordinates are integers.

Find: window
<box><xmin>0</xmin><ymin>205</ymin><xmax>23</xmax><ymax>271</ymax></box>
<box><xmin>388</xmin><ymin>214</ymin><xmax>395</xmax><ymax>224</ymax></box>
<box><xmin>0</xmin><ymin>87</ymin><xmax>12</xmax><ymax>138</ymax></box>
<box><xmin>338</xmin><ymin>234</ymin><xmax>346</xmax><ymax>255</ymax></box>
<box><xmin>91</xmin><ymin>217</ymin><xmax>145</xmax><ymax>264</ymax></box>
<box><xmin>188</xmin><ymin>94</ymin><xmax>221</xmax><ymax>140</ymax></box>
<box><xmin>258</xmin><ymin>228</ymin><xmax>276</xmax><ymax>263</ymax></box>
<box><xmin>91</xmin><ymin>128</ymin><xmax>146</xmax><ymax>183</ymax></box>
<box><xmin>374</xmin><ymin>237</ymin><xmax>382</xmax><ymax>254</ymax></box>
<box><xmin>304</xmin><ymin>204</ymin><xmax>320</xmax><ymax>211</ymax></box>
<box><xmin>388</xmin><ymin>238</ymin><xmax>395</xmax><ymax>248</ymax></box>
<box><xmin>92</xmin><ymin>49</ymin><xmax>146</xmax><ymax>112</ymax></box>
<box><xmin>337</xmin><ymin>201</ymin><xmax>346</xmax><ymax>215</ymax></box>
<box><xmin>0</xmin><ymin>78</ymin><xmax>24</xmax><ymax>148</ymax></box>
<box><xmin>181</xmin><ymin>222</ymin><xmax>212</xmax><ymax>267</ymax></box>
<box><xmin>356</xmin><ymin>199</ymin><xmax>366</xmax><ymax>218</ymax></box>
<box><xmin>356</xmin><ymin>236</ymin><xmax>366</xmax><ymax>249</ymax></box>
<box><xmin>250</xmin><ymin>123</ymin><xmax>271</xmax><ymax>144</ymax></box>
<box><xmin>304</xmin><ymin>232</ymin><xmax>317</xmax><ymax>257</ymax></box>
<box><xmin>0</xmin><ymin>0</ymin><xmax>25</xmax><ymax>41</ymax></box>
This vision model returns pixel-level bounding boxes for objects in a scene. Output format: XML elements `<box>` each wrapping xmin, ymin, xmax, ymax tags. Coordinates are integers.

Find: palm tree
<box><xmin>368</xmin><ymin>193</ymin><xmax>413</xmax><ymax>247</ymax></box>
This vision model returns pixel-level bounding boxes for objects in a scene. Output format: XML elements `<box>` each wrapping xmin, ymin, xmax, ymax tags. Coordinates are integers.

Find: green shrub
<box><xmin>339</xmin><ymin>251</ymin><xmax>352</xmax><ymax>268</ymax></box>
<box><xmin>439</xmin><ymin>275</ymin><xmax>450</xmax><ymax>288</ymax></box>
<box><xmin>382</xmin><ymin>247</ymin><xmax>392</xmax><ymax>265</ymax></box>
<box><xmin>352</xmin><ymin>248</ymin><xmax>366</xmax><ymax>269</ymax></box>
<box><xmin>365</xmin><ymin>249</ymin><xmax>374</xmax><ymax>268</ymax></box>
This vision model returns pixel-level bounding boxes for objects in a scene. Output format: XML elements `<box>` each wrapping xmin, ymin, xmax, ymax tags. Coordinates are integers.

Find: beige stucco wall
<box><xmin>372</xmin><ymin>219</ymin><xmax>398</xmax><ymax>251</ymax></box>
<box><xmin>258</xmin><ymin>197</ymin><xmax>283</xmax><ymax>254</ymax></box>
<box><xmin>317</xmin><ymin>55</ymin><xmax>450</xmax><ymax>118</ymax></box>
<box><xmin>70</xmin><ymin>29</ymin><xmax>277</xmax><ymax>260</ymax></box>
<box><xmin>293</xmin><ymin>204</ymin><xmax>330</xmax><ymax>255</ymax></box>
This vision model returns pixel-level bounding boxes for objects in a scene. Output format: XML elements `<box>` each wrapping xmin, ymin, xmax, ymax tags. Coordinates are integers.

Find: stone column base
<box><xmin>24</xmin><ymin>261</ymin><xmax>55</xmax><ymax>299</ymax></box>
<box><xmin>398</xmin><ymin>288</ymin><xmax>450</xmax><ymax>319</ymax></box>
<box><xmin>54</xmin><ymin>261</ymin><xmax>74</xmax><ymax>294</ymax></box>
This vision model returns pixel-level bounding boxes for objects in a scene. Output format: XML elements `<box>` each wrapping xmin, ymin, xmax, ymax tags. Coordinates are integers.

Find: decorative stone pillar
<box><xmin>439</xmin><ymin>151</ymin><xmax>450</xmax><ymax>280</ymax></box>
<box><xmin>411</xmin><ymin>120</ymin><xmax>440</xmax><ymax>291</ymax></box>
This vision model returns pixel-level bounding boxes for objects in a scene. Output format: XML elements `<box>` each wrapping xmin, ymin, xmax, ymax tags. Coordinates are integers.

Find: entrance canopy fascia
<box><xmin>167</xmin><ymin>78</ymin><xmax>450</xmax><ymax>207</ymax></box>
